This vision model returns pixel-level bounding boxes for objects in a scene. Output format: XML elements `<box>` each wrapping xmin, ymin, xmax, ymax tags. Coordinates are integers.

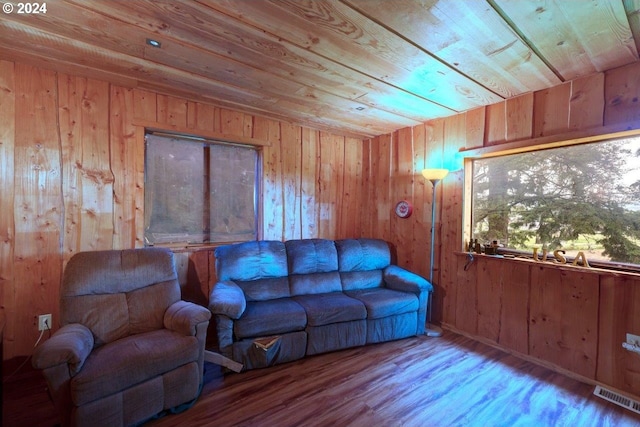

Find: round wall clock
<box><xmin>394</xmin><ymin>200</ymin><xmax>413</xmax><ymax>218</ymax></box>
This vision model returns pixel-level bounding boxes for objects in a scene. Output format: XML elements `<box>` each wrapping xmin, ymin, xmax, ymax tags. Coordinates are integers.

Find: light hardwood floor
<box><xmin>5</xmin><ymin>330</ymin><xmax>640</xmax><ymax>427</ymax></box>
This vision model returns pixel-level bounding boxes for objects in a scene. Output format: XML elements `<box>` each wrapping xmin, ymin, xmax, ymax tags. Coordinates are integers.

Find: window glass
<box><xmin>471</xmin><ymin>136</ymin><xmax>640</xmax><ymax>266</ymax></box>
<box><xmin>144</xmin><ymin>133</ymin><xmax>258</xmax><ymax>245</ymax></box>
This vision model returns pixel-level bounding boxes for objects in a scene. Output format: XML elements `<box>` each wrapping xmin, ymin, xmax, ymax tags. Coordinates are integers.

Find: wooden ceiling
<box><xmin>2</xmin><ymin>0</ymin><xmax>640</xmax><ymax>139</ymax></box>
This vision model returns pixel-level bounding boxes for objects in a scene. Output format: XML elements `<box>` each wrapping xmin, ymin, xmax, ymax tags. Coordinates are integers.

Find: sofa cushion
<box><xmin>215</xmin><ymin>240</ymin><xmax>288</xmax><ymax>281</ymax></box>
<box><xmin>234</xmin><ymin>299</ymin><xmax>307</xmax><ymax>339</ymax></box>
<box><xmin>340</xmin><ymin>270</ymin><xmax>384</xmax><ymax>291</ymax></box>
<box><xmin>235</xmin><ymin>277</ymin><xmax>290</xmax><ymax>301</ymax></box>
<box><xmin>290</xmin><ymin>271</ymin><xmax>342</xmax><ymax>296</ymax></box>
<box><xmin>346</xmin><ymin>288</ymin><xmax>419</xmax><ymax>319</ymax></box>
<box><xmin>285</xmin><ymin>239</ymin><xmax>338</xmax><ymax>274</ymax></box>
<box><xmin>336</xmin><ymin>239</ymin><xmax>390</xmax><ymax>272</ymax></box>
<box><xmin>293</xmin><ymin>293</ymin><xmax>366</xmax><ymax>326</ymax></box>
<box><xmin>71</xmin><ymin>329</ymin><xmax>199</xmax><ymax>406</ymax></box>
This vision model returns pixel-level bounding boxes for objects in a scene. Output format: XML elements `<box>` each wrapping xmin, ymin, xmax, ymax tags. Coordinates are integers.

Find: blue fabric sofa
<box><xmin>208</xmin><ymin>238</ymin><xmax>432</xmax><ymax>371</ymax></box>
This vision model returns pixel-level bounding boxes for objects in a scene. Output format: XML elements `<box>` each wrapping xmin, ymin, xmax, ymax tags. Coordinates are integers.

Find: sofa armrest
<box><xmin>165</xmin><ymin>300</ymin><xmax>211</xmax><ymax>336</ymax></box>
<box><xmin>209</xmin><ymin>280</ymin><xmax>247</xmax><ymax>319</ymax></box>
<box><xmin>32</xmin><ymin>324</ymin><xmax>94</xmax><ymax>376</ymax></box>
<box><xmin>383</xmin><ymin>265</ymin><xmax>433</xmax><ymax>294</ymax></box>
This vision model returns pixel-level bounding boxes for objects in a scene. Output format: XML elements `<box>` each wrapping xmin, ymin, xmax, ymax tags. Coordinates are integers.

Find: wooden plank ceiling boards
<box><xmin>1</xmin><ymin>0</ymin><xmax>639</xmax><ymax>138</ymax></box>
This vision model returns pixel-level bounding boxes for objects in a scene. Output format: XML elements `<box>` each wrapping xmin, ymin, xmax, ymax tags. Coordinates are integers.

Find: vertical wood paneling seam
<box><xmin>528</xmin><ymin>266</ymin><xmax>534</xmax><ymax>356</ymax></box>
<box><xmin>597</xmin><ymin>76</ymin><xmax>605</xmax><ymax>127</ymax></box>
<box><xmin>436</xmin><ymin>122</ymin><xmax>446</xmax><ymax>281</ymax></box>
<box><xmin>526</xmin><ymin>264</ymin><xmax>532</xmax><ymax>356</ymax></box>
<box><xmin>318</xmin><ymin>132</ymin><xmax>324</xmax><ymax>238</ymax></box>
<box><xmin>0</xmin><ymin>60</ymin><xmax>16</xmax><ymax>349</ymax></box>
<box><xmin>254</xmin><ymin>116</ymin><xmax>265</xmax><ymax>240</ymax></box>
<box><xmin>135</xmin><ymin>126</ymin><xmax>145</xmax><ymax>247</ymax></box>
<box><xmin>297</xmin><ymin>125</ymin><xmax>304</xmax><ymax>239</ymax></box>
<box><xmin>339</xmin><ymin>136</ymin><xmax>347</xmax><ymax>238</ymax></box>
<box><xmin>54</xmin><ymin>72</ymin><xmax>65</xmax><ymax>277</ymax></box>
<box><xmin>315</xmin><ymin>131</ymin><xmax>321</xmax><ymax>238</ymax></box>
<box><xmin>566</xmin><ymin>81</ymin><xmax>572</xmax><ymax>130</ymax></box>
<box><xmin>496</xmin><ymin>262</ymin><xmax>504</xmax><ymax>342</ymax></box>
<box><xmin>360</xmin><ymin>139</ymin><xmax>366</xmax><ymax>238</ymax></box>
<box><xmin>278</xmin><ymin>121</ymin><xmax>286</xmax><ymax>240</ymax></box>
<box><xmin>107</xmin><ymin>83</ymin><xmax>115</xmax><ymax>249</ymax></box>
<box><xmin>502</xmin><ymin>101</ymin><xmax>508</xmax><ymax>142</ymax></box>
<box><xmin>365</xmin><ymin>138</ymin><xmax>372</xmax><ymax>238</ymax></box>
<box><xmin>277</xmin><ymin>121</ymin><xmax>287</xmax><ymax>240</ymax></box>
<box><xmin>386</xmin><ymin>131</ymin><xmax>393</xmax><ymax>241</ymax></box>
<box><xmin>594</xmin><ymin>273</ymin><xmax>602</xmax><ymax>376</ymax></box>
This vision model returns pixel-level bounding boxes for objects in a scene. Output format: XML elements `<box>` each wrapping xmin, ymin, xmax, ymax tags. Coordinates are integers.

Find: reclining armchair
<box><xmin>32</xmin><ymin>248</ymin><xmax>211</xmax><ymax>427</ymax></box>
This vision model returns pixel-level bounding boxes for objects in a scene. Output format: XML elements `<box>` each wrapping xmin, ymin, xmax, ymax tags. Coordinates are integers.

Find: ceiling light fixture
<box><xmin>146</xmin><ymin>38</ymin><xmax>161</xmax><ymax>48</ymax></box>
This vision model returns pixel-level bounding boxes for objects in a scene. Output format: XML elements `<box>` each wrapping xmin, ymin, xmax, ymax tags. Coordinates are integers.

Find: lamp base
<box><xmin>425</xmin><ymin>323</ymin><xmax>443</xmax><ymax>337</ymax></box>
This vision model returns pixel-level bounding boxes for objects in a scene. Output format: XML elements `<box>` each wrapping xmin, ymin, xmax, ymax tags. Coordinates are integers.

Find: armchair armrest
<box><xmin>383</xmin><ymin>265</ymin><xmax>433</xmax><ymax>294</ymax></box>
<box><xmin>164</xmin><ymin>300</ymin><xmax>212</xmax><ymax>336</ymax></box>
<box><xmin>32</xmin><ymin>324</ymin><xmax>94</xmax><ymax>376</ymax></box>
<box><xmin>208</xmin><ymin>280</ymin><xmax>246</xmax><ymax>319</ymax></box>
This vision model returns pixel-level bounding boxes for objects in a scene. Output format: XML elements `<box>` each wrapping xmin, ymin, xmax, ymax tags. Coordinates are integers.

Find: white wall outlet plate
<box><xmin>626</xmin><ymin>333</ymin><xmax>640</xmax><ymax>346</ymax></box>
<box><xmin>38</xmin><ymin>314</ymin><xmax>52</xmax><ymax>331</ymax></box>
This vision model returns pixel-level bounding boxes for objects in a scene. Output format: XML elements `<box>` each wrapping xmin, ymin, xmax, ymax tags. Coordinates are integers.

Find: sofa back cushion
<box><xmin>336</xmin><ymin>239</ymin><xmax>391</xmax><ymax>290</ymax></box>
<box><xmin>215</xmin><ymin>240</ymin><xmax>288</xmax><ymax>281</ymax></box>
<box><xmin>336</xmin><ymin>239</ymin><xmax>391</xmax><ymax>271</ymax></box>
<box><xmin>285</xmin><ymin>239</ymin><xmax>338</xmax><ymax>274</ymax></box>
<box><xmin>61</xmin><ymin>248</ymin><xmax>180</xmax><ymax>347</ymax></box>
<box><xmin>286</xmin><ymin>239</ymin><xmax>342</xmax><ymax>295</ymax></box>
<box><xmin>215</xmin><ymin>240</ymin><xmax>290</xmax><ymax>301</ymax></box>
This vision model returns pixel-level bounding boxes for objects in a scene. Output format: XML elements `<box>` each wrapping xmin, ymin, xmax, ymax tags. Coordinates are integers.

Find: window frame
<box><xmin>139</xmin><ymin>124</ymin><xmax>267</xmax><ymax>249</ymax></box>
<box><xmin>461</xmin><ymin>126</ymin><xmax>640</xmax><ymax>274</ymax></box>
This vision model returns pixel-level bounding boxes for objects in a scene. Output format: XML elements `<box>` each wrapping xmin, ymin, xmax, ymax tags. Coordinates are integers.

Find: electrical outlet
<box><xmin>38</xmin><ymin>314</ymin><xmax>52</xmax><ymax>331</ymax></box>
<box><xmin>626</xmin><ymin>333</ymin><xmax>640</xmax><ymax>346</ymax></box>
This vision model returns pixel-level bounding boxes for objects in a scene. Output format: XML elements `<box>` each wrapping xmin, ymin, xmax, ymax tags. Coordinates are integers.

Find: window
<box><xmin>470</xmin><ymin>135</ymin><xmax>640</xmax><ymax>270</ymax></box>
<box><xmin>144</xmin><ymin>133</ymin><xmax>259</xmax><ymax>246</ymax></box>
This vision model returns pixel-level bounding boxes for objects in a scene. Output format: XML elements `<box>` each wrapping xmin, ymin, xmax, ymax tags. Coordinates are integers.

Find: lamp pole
<box><xmin>421</xmin><ymin>168</ymin><xmax>448</xmax><ymax>337</ymax></box>
<box><xmin>426</xmin><ymin>177</ymin><xmax>443</xmax><ymax>337</ymax></box>
<box><xmin>429</xmin><ymin>177</ymin><xmax>439</xmax><ymax>286</ymax></box>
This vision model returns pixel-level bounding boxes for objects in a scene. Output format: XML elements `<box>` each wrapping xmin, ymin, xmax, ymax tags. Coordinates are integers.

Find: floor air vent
<box><xmin>593</xmin><ymin>385</ymin><xmax>640</xmax><ymax>415</ymax></box>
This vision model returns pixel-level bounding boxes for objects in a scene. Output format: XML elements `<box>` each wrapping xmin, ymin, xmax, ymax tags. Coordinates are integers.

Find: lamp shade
<box><xmin>421</xmin><ymin>168</ymin><xmax>449</xmax><ymax>181</ymax></box>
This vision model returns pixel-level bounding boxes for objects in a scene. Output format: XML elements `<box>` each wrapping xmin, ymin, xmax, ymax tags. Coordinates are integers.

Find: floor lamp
<box><xmin>421</xmin><ymin>168</ymin><xmax>449</xmax><ymax>337</ymax></box>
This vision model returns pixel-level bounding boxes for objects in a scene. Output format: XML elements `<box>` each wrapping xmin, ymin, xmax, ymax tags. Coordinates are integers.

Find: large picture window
<box><xmin>470</xmin><ymin>135</ymin><xmax>640</xmax><ymax>270</ymax></box>
<box><xmin>144</xmin><ymin>133</ymin><xmax>259</xmax><ymax>246</ymax></box>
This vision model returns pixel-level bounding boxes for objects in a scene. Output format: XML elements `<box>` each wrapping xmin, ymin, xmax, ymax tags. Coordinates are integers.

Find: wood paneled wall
<box><xmin>4</xmin><ymin>54</ymin><xmax>640</xmax><ymax>399</ymax></box>
<box><xmin>454</xmin><ymin>255</ymin><xmax>640</xmax><ymax>398</ymax></box>
<box><xmin>0</xmin><ymin>60</ymin><xmax>363</xmax><ymax>359</ymax></box>
<box><xmin>361</xmin><ymin>61</ymin><xmax>640</xmax><ymax>398</ymax></box>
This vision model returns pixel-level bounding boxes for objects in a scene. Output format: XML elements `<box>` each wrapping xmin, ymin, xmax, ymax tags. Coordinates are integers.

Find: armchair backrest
<box><xmin>61</xmin><ymin>248</ymin><xmax>180</xmax><ymax>348</ymax></box>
